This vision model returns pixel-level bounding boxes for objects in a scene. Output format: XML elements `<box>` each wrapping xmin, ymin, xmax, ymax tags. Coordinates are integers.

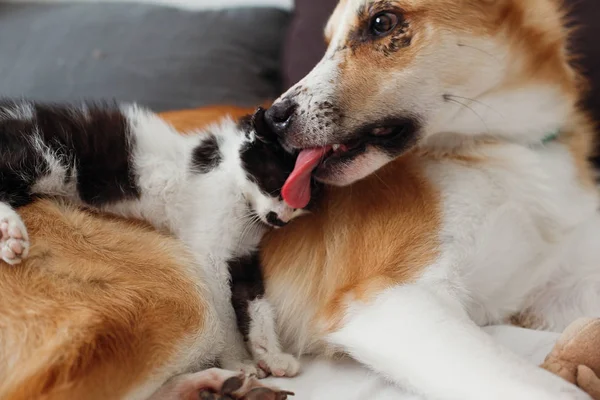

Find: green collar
<box><xmin>541</xmin><ymin>130</ymin><xmax>560</xmax><ymax>145</ymax></box>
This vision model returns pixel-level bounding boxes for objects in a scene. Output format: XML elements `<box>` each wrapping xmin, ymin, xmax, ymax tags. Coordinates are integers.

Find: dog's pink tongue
<box><xmin>283</xmin><ymin>147</ymin><xmax>331</xmax><ymax>209</ymax></box>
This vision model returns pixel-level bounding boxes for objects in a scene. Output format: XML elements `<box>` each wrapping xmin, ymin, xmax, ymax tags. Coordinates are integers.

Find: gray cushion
<box><xmin>0</xmin><ymin>3</ymin><xmax>290</xmax><ymax>111</ymax></box>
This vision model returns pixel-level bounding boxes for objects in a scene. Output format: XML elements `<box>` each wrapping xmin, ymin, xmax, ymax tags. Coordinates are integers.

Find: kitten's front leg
<box><xmin>229</xmin><ymin>253</ymin><xmax>300</xmax><ymax>378</ymax></box>
<box><xmin>208</xmin><ymin>261</ymin><xmax>263</xmax><ymax>378</ymax></box>
<box><xmin>219</xmin><ymin>324</ymin><xmax>264</xmax><ymax>378</ymax></box>
<box><xmin>246</xmin><ymin>298</ymin><xmax>300</xmax><ymax>378</ymax></box>
<box><xmin>0</xmin><ymin>203</ymin><xmax>29</xmax><ymax>265</ymax></box>
<box><xmin>218</xmin><ymin>303</ymin><xmax>265</xmax><ymax>378</ymax></box>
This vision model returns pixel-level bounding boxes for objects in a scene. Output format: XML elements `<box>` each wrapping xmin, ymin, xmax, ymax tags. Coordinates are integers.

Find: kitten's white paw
<box><xmin>257</xmin><ymin>352</ymin><xmax>300</xmax><ymax>378</ymax></box>
<box><xmin>0</xmin><ymin>210</ymin><xmax>29</xmax><ymax>265</ymax></box>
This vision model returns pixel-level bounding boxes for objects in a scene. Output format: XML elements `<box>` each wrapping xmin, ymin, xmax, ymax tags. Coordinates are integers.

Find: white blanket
<box><xmin>265</xmin><ymin>326</ymin><xmax>561</xmax><ymax>400</ymax></box>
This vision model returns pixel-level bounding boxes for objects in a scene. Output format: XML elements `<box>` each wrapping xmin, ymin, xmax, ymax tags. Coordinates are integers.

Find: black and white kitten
<box><xmin>0</xmin><ymin>101</ymin><xmax>310</xmax><ymax>377</ymax></box>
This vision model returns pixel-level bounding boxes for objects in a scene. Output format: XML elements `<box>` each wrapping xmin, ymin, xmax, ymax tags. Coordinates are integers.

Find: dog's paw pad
<box><xmin>193</xmin><ymin>369</ymin><xmax>294</xmax><ymax>400</ymax></box>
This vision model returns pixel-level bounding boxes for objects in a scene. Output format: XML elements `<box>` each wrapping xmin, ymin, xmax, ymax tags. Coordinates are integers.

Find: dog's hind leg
<box><xmin>0</xmin><ymin>200</ymin><xmax>217</xmax><ymax>400</ymax></box>
<box><xmin>325</xmin><ymin>284</ymin><xmax>590</xmax><ymax>400</ymax></box>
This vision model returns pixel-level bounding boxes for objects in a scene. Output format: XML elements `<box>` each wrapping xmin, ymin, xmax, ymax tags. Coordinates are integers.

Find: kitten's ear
<box><xmin>252</xmin><ymin>107</ymin><xmax>277</xmax><ymax>143</ymax></box>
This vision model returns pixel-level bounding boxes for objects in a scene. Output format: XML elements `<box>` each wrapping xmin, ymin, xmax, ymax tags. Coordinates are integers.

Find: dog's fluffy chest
<box><xmin>422</xmin><ymin>141</ymin><xmax>599</xmax><ymax>325</ymax></box>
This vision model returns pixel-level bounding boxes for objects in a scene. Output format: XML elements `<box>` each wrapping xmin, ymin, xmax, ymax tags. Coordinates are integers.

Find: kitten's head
<box><xmin>238</xmin><ymin>108</ymin><xmax>321</xmax><ymax>228</ymax></box>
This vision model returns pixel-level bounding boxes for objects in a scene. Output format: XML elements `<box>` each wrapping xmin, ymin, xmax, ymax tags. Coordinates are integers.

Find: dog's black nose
<box><xmin>265</xmin><ymin>99</ymin><xmax>296</xmax><ymax>136</ymax></box>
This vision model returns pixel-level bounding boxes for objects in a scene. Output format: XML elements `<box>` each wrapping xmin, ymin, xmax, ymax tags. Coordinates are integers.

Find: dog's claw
<box><xmin>193</xmin><ymin>369</ymin><xmax>292</xmax><ymax>400</ymax></box>
<box><xmin>277</xmin><ymin>391</ymin><xmax>295</xmax><ymax>399</ymax></box>
<box><xmin>242</xmin><ymin>388</ymin><xmax>294</xmax><ymax>400</ymax></box>
<box><xmin>198</xmin><ymin>392</ymin><xmax>235</xmax><ymax>400</ymax></box>
<box><xmin>242</xmin><ymin>388</ymin><xmax>278</xmax><ymax>400</ymax></box>
<box><xmin>221</xmin><ymin>376</ymin><xmax>245</xmax><ymax>394</ymax></box>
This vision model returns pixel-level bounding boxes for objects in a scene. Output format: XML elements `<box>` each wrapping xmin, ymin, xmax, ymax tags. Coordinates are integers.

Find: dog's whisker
<box><xmin>444</xmin><ymin>94</ymin><xmax>504</xmax><ymax>119</ymax></box>
<box><xmin>457</xmin><ymin>42</ymin><xmax>501</xmax><ymax>64</ymax></box>
<box><xmin>445</xmin><ymin>97</ymin><xmax>490</xmax><ymax>135</ymax></box>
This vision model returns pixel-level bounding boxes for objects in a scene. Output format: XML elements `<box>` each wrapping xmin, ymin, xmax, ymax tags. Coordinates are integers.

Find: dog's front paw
<box><xmin>257</xmin><ymin>352</ymin><xmax>300</xmax><ymax>378</ymax></box>
<box><xmin>0</xmin><ymin>209</ymin><xmax>29</xmax><ymax>265</ymax></box>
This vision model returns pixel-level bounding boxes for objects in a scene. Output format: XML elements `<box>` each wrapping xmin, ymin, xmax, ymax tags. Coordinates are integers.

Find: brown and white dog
<box><xmin>1</xmin><ymin>1</ymin><xmax>599</xmax><ymax>400</ymax></box>
<box><xmin>259</xmin><ymin>0</ymin><xmax>599</xmax><ymax>399</ymax></box>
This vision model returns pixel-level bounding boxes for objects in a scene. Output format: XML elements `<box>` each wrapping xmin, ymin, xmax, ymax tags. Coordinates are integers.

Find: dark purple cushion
<box><xmin>568</xmin><ymin>1</ymin><xmax>600</xmax><ymax>125</ymax></box>
<box><xmin>282</xmin><ymin>0</ymin><xmax>337</xmax><ymax>89</ymax></box>
<box><xmin>283</xmin><ymin>0</ymin><xmax>600</xmax><ymax>134</ymax></box>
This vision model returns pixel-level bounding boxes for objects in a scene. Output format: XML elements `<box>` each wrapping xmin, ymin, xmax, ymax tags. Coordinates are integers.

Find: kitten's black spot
<box><xmin>229</xmin><ymin>252</ymin><xmax>265</xmax><ymax>340</ymax></box>
<box><xmin>0</xmin><ymin>100</ymin><xmax>140</xmax><ymax>207</ymax></box>
<box><xmin>33</xmin><ymin>103</ymin><xmax>140</xmax><ymax>206</ymax></box>
<box><xmin>191</xmin><ymin>135</ymin><xmax>222</xmax><ymax>174</ymax></box>
<box><xmin>0</xmin><ymin>113</ymin><xmax>47</xmax><ymax>207</ymax></box>
<box><xmin>239</xmin><ymin>109</ymin><xmax>296</xmax><ymax>198</ymax></box>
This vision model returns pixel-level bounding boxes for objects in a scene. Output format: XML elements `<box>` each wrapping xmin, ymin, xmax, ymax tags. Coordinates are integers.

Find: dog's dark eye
<box><xmin>369</xmin><ymin>12</ymin><xmax>399</xmax><ymax>36</ymax></box>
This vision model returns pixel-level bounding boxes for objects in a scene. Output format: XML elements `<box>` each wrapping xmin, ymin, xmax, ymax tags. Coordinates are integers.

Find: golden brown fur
<box><xmin>261</xmin><ymin>153</ymin><xmax>441</xmax><ymax>335</ymax></box>
<box><xmin>0</xmin><ymin>200</ymin><xmax>208</xmax><ymax>400</ymax></box>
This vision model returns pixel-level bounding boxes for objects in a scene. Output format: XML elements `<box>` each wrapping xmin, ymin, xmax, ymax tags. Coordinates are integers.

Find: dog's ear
<box><xmin>252</xmin><ymin>107</ymin><xmax>278</xmax><ymax>143</ymax></box>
